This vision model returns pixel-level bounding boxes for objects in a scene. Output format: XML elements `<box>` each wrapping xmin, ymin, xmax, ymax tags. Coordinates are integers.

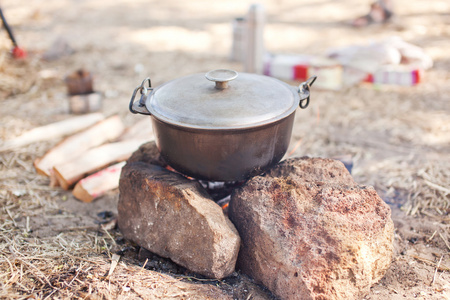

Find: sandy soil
<box><xmin>1</xmin><ymin>0</ymin><xmax>449</xmax><ymax>299</ymax></box>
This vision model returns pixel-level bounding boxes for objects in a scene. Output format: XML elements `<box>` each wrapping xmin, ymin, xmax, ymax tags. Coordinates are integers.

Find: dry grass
<box><xmin>0</xmin><ymin>185</ymin><xmax>233</xmax><ymax>299</ymax></box>
<box><xmin>0</xmin><ymin>230</ymin><xmax>227</xmax><ymax>299</ymax></box>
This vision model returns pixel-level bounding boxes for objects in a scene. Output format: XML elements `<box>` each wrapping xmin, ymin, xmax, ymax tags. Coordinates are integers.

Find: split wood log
<box><xmin>72</xmin><ymin>161</ymin><xmax>126</xmax><ymax>202</ymax></box>
<box><xmin>52</xmin><ymin>139</ymin><xmax>147</xmax><ymax>190</ymax></box>
<box><xmin>0</xmin><ymin>113</ymin><xmax>105</xmax><ymax>152</ymax></box>
<box><xmin>71</xmin><ymin>140</ymin><xmax>160</xmax><ymax>200</ymax></box>
<box><xmin>71</xmin><ymin>140</ymin><xmax>159</xmax><ymax>201</ymax></box>
<box><xmin>34</xmin><ymin>115</ymin><xmax>125</xmax><ymax>177</ymax></box>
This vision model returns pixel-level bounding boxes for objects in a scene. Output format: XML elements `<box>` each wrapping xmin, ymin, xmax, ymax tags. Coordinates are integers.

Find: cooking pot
<box><xmin>129</xmin><ymin>69</ymin><xmax>316</xmax><ymax>181</ymax></box>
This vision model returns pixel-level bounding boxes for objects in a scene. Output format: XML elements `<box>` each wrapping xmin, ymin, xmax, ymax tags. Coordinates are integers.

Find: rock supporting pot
<box><xmin>118</xmin><ymin>143</ymin><xmax>241</xmax><ymax>279</ymax></box>
<box><xmin>228</xmin><ymin>157</ymin><xmax>394</xmax><ymax>300</ymax></box>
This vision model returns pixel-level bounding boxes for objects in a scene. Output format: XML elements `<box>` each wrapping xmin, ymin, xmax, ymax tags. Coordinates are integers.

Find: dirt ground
<box><xmin>0</xmin><ymin>0</ymin><xmax>449</xmax><ymax>299</ymax></box>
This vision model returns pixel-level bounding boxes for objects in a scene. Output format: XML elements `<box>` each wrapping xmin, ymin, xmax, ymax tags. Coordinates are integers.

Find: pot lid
<box><xmin>146</xmin><ymin>69</ymin><xmax>299</xmax><ymax>129</ymax></box>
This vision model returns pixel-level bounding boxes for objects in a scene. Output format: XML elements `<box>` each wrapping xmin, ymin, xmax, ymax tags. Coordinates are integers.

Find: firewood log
<box><xmin>0</xmin><ymin>113</ymin><xmax>105</xmax><ymax>151</ymax></box>
<box><xmin>34</xmin><ymin>115</ymin><xmax>124</xmax><ymax>177</ymax></box>
<box><xmin>70</xmin><ymin>123</ymin><xmax>157</xmax><ymax>199</ymax></box>
<box><xmin>72</xmin><ymin>161</ymin><xmax>126</xmax><ymax>202</ymax></box>
<box><xmin>52</xmin><ymin>139</ymin><xmax>147</xmax><ymax>190</ymax></box>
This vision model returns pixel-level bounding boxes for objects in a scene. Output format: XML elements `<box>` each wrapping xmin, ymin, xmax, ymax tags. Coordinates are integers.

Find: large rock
<box><xmin>229</xmin><ymin>157</ymin><xmax>394</xmax><ymax>300</ymax></box>
<box><xmin>118</xmin><ymin>160</ymin><xmax>241</xmax><ymax>279</ymax></box>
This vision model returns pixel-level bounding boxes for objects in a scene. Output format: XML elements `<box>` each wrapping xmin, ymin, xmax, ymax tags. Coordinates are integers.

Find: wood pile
<box><xmin>1</xmin><ymin>113</ymin><xmax>154</xmax><ymax>202</ymax></box>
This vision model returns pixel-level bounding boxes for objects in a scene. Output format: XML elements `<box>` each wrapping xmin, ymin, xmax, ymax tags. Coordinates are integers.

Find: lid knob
<box><xmin>205</xmin><ymin>69</ymin><xmax>238</xmax><ymax>89</ymax></box>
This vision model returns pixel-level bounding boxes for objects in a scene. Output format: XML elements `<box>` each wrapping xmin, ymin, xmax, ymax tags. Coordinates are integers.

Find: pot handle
<box><xmin>129</xmin><ymin>78</ymin><xmax>152</xmax><ymax>115</ymax></box>
<box><xmin>297</xmin><ymin>76</ymin><xmax>317</xmax><ymax>109</ymax></box>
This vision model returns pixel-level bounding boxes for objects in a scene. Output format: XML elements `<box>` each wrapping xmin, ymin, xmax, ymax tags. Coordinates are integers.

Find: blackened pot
<box><xmin>129</xmin><ymin>69</ymin><xmax>316</xmax><ymax>181</ymax></box>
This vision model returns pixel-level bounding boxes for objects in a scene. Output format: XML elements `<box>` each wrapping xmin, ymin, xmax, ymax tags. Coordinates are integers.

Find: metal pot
<box><xmin>129</xmin><ymin>69</ymin><xmax>316</xmax><ymax>181</ymax></box>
